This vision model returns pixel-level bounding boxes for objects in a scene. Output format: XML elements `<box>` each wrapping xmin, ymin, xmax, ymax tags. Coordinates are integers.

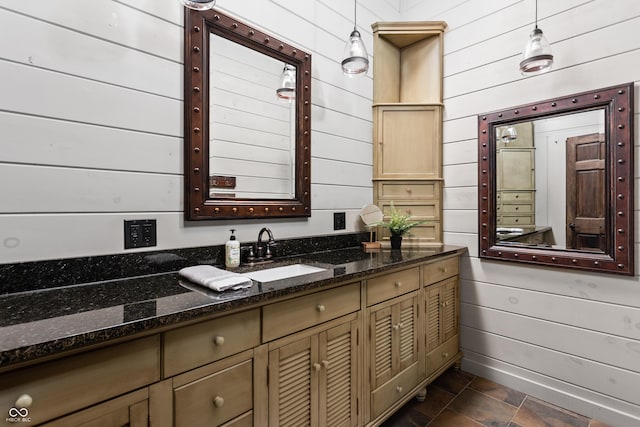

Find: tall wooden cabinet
<box><xmin>496</xmin><ymin>122</ymin><xmax>535</xmax><ymax>229</ymax></box>
<box><xmin>372</xmin><ymin>21</ymin><xmax>447</xmax><ymax>247</ymax></box>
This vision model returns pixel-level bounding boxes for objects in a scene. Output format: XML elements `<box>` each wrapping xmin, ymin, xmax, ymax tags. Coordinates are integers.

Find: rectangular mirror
<box><xmin>184</xmin><ymin>8</ymin><xmax>312</xmax><ymax>220</ymax></box>
<box><xmin>478</xmin><ymin>83</ymin><xmax>634</xmax><ymax>275</ymax></box>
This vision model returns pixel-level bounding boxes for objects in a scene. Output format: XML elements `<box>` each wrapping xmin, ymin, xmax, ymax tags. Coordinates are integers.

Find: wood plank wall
<box><xmin>0</xmin><ymin>0</ymin><xmax>400</xmax><ymax>263</ymax></box>
<box><xmin>401</xmin><ymin>0</ymin><xmax>640</xmax><ymax>425</ymax></box>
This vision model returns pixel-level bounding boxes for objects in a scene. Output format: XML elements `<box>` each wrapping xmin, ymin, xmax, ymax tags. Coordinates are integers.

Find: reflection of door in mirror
<box><xmin>209</xmin><ymin>34</ymin><xmax>296</xmax><ymax>200</ymax></box>
<box><xmin>533</xmin><ymin>110</ymin><xmax>605</xmax><ymax>250</ymax></box>
<box><xmin>566</xmin><ymin>133</ymin><xmax>606</xmax><ymax>252</ymax></box>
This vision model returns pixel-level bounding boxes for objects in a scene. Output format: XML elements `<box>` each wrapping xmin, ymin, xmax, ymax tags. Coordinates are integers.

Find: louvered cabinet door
<box><xmin>318</xmin><ymin>320</ymin><xmax>359</xmax><ymax>427</ymax></box>
<box><xmin>268</xmin><ymin>336</ymin><xmax>317</xmax><ymax>427</ymax></box>
<box><xmin>368</xmin><ymin>293</ymin><xmax>420</xmax><ymax>421</ymax></box>
<box><xmin>425</xmin><ymin>277</ymin><xmax>459</xmax><ymax>377</ymax></box>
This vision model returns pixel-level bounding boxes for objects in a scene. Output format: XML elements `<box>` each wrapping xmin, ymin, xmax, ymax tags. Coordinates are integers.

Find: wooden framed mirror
<box><xmin>184</xmin><ymin>8</ymin><xmax>312</xmax><ymax>220</ymax></box>
<box><xmin>478</xmin><ymin>83</ymin><xmax>634</xmax><ymax>275</ymax></box>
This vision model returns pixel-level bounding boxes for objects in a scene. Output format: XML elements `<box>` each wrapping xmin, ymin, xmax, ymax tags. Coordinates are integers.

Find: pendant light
<box><xmin>341</xmin><ymin>0</ymin><xmax>369</xmax><ymax>77</ymax></box>
<box><xmin>519</xmin><ymin>0</ymin><xmax>553</xmax><ymax>75</ymax></box>
<box><xmin>499</xmin><ymin>126</ymin><xmax>518</xmax><ymax>143</ymax></box>
<box><xmin>276</xmin><ymin>64</ymin><xmax>296</xmax><ymax>102</ymax></box>
<box><xmin>177</xmin><ymin>0</ymin><xmax>216</xmax><ymax>11</ymax></box>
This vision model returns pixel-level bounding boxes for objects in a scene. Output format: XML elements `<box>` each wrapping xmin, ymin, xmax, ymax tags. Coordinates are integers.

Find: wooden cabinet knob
<box><xmin>393</xmin><ymin>324</ymin><xmax>400</xmax><ymax>331</ymax></box>
<box><xmin>394</xmin><ymin>281</ymin><xmax>402</xmax><ymax>288</ymax></box>
<box><xmin>321</xmin><ymin>360</ymin><xmax>329</xmax><ymax>369</ymax></box>
<box><xmin>438</xmin><ymin>266</ymin><xmax>446</xmax><ymax>273</ymax></box>
<box><xmin>313</xmin><ymin>363</ymin><xmax>321</xmax><ymax>372</ymax></box>
<box><xmin>213</xmin><ymin>396</ymin><xmax>225</xmax><ymax>408</ymax></box>
<box><xmin>442</xmin><ymin>352</ymin><xmax>449</xmax><ymax>359</ymax></box>
<box><xmin>396</xmin><ymin>386</ymin><xmax>403</xmax><ymax>394</ymax></box>
<box><xmin>316</xmin><ymin>304</ymin><xmax>325</xmax><ymax>312</ymax></box>
<box><xmin>213</xmin><ymin>336</ymin><xmax>225</xmax><ymax>346</ymax></box>
<box><xmin>406</xmin><ymin>187</ymin><xmax>412</xmax><ymax>193</ymax></box>
<box><xmin>15</xmin><ymin>394</ymin><xmax>32</xmax><ymax>408</ymax></box>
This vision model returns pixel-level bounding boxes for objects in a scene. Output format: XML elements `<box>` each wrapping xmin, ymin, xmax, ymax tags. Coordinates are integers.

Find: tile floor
<box><xmin>381</xmin><ymin>367</ymin><xmax>611</xmax><ymax>427</ymax></box>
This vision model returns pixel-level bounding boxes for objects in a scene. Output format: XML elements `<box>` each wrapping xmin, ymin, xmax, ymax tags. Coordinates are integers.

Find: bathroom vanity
<box><xmin>0</xmin><ymin>246</ymin><xmax>465</xmax><ymax>426</ymax></box>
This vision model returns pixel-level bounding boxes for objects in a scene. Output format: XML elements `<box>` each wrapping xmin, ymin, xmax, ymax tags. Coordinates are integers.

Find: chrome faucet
<box><xmin>246</xmin><ymin>227</ymin><xmax>276</xmax><ymax>264</ymax></box>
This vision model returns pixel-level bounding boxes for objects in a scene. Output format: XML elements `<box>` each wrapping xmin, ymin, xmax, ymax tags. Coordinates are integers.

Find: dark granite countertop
<box><xmin>0</xmin><ymin>245</ymin><xmax>465</xmax><ymax>369</ymax></box>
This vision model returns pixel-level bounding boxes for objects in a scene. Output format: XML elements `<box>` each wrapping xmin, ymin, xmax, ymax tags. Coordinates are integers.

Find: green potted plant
<box><xmin>377</xmin><ymin>202</ymin><xmax>427</xmax><ymax>249</ymax></box>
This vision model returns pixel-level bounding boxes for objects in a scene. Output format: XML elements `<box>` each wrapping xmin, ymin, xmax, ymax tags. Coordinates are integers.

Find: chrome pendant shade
<box><xmin>342</xmin><ymin>1</ymin><xmax>369</xmax><ymax>77</ymax></box>
<box><xmin>520</xmin><ymin>0</ymin><xmax>553</xmax><ymax>75</ymax></box>
<box><xmin>177</xmin><ymin>0</ymin><xmax>216</xmax><ymax>11</ymax></box>
<box><xmin>276</xmin><ymin>64</ymin><xmax>296</xmax><ymax>102</ymax></box>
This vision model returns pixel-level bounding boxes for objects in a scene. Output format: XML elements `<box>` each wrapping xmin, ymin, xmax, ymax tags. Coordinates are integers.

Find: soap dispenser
<box><xmin>225</xmin><ymin>229</ymin><xmax>240</xmax><ymax>268</ymax></box>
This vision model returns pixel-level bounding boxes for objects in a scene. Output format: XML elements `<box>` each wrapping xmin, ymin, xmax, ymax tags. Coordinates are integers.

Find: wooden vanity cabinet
<box><xmin>1</xmin><ymin>253</ymin><xmax>464</xmax><ymax>427</ymax></box>
<box><xmin>364</xmin><ymin>268</ymin><xmax>421</xmax><ymax>423</ymax></box>
<box><xmin>265</xmin><ymin>283</ymin><xmax>361</xmax><ymax>427</ymax></box>
<box><xmin>267</xmin><ymin>315</ymin><xmax>360</xmax><ymax>427</ymax></box>
<box><xmin>423</xmin><ymin>256</ymin><xmax>462</xmax><ymax>379</ymax></box>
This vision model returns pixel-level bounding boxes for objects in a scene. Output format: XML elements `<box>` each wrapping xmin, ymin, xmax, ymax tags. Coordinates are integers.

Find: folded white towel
<box><xmin>178</xmin><ymin>265</ymin><xmax>252</xmax><ymax>292</ymax></box>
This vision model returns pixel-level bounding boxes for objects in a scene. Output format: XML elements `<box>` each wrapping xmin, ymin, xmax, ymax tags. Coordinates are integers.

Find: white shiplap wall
<box><xmin>401</xmin><ymin>0</ymin><xmax>640</xmax><ymax>425</ymax></box>
<box><xmin>0</xmin><ymin>0</ymin><xmax>400</xmax><ymax>263</ymax></box>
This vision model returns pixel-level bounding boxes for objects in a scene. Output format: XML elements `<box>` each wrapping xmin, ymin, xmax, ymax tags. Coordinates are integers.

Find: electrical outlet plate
<box><xmin>333</xmin><ymin>212</ymin><xmax>346</xmax><ymax>230</ymax></box>
<box><xmin>124</xmin><ymin>219</ymin><xmax>157</xmax><ymax>249</ymax></box>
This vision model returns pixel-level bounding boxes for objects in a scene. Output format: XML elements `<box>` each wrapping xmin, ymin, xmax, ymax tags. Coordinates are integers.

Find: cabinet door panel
<box><xmin>319</xmin><ymin>321</ymin><xmax>358</xmax><ymax>427</ymax></box>
<box><xmin>375</xmin><ymin>105</ymin><xmax>442</xmax><ymax>179</ymax></box>
<box><xmin>370</xmin><ymin>306</ymin><xmax>393</xmax><ymax>389</ymax></box>
<box><xmin>269</xmin><ymin>336</ymin><xmax>317</xmax><ymax>427</ymax></box>
<box><xmin>397</xmin><ymin>297</ymin><xmax>418</xmax><ymax>373</ymax></box>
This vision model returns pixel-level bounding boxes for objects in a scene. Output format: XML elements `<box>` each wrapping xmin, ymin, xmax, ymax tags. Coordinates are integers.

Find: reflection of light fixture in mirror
<box><xmin>177</xmin><ymin>0</ymin><xmax>216</xmax><ymax>11</ymax></box>
<box><xmin>519</xmin><ymin>0</ymin><xmax>553</xmax><ymax>75</ymax></box>
<box><xmin>341</xmin><ymin>0</ymin><xmax>369</xmax><ymax>77</ymax></box>
<box><xmin>500</xmin><ymin>126</ymin><xmax>518</xmax><ymax>143</ymax></box>
<box><xmin>276</xmin><ymin>64</ymin><xmax>296</xmax><ymax>102</ymax></box>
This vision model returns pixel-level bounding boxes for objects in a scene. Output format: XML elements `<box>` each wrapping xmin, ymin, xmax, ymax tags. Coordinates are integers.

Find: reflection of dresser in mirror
<box><xmin>496</xmin><ymin>122</ymin><xmax>535</xmax><ymax>229</ymax></box>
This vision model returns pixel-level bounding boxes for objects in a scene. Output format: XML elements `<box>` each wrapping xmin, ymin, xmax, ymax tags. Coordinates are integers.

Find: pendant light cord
<box><xmin>534</xmin><ymin>0</ymin><xmax>538</xmax><ymax>29</ymax></box>
<box><xmin>353</xmin><ymin>0</ymin><xmax>357</xmax><ymax>31</ymax></box>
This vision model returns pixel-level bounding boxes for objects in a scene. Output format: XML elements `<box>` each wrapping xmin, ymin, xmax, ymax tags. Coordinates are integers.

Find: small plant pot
<box><xmin>390</xmin><ymin>234</ymin><xmax>403</xmax><ymax>250</ymax></box>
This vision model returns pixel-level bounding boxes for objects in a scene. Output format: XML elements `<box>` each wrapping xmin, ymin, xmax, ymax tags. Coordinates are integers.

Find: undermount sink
<box><xmin>243</xmin><ymin>263</ymin><xmax>327</xmax><ymax>283</ymax></box>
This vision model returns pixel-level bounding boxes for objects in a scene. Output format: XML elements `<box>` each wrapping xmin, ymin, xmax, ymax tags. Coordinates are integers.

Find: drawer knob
<box><xmin>316</xmin><ymin>304</ymin><xmax>325</xmax><ymax>312</ymax></box>
<box><xmin>394</xmin><ymin>281</ymin><xmax>402</xmax><ymax>288</ymax></box>
<box><xmin>322</xmin><ymin>360</ymin><xmax>329</xmax><ymax>369</ymax></box>
<box><xmin>213</xmin><ymin>396</ymin><xmax>225</xmax><ymax>408</ymax></box>
<box><xmin>313</xmin><ymin>363</ymin><xmax>321</xmax><ymax>372</ymax></box>
<box><xmin>438</xmin><ymin>266</ymin><xmax>447</xmax><ymax>273</ymax></box>
<box><xmin>406</xmin><ymin>187</ymin><xmax>412</xmax><ymax>193</ymax></box>
<box><xmin>396</xmin><ymin>386</ymin><xmax>403</xmax><ymax>394</ymax></box>
<box><xmin>442</xmin><ymin>352</ymin><xmax>449</xmax><ymax>358</ymax></box>
<box><xmin>213</xmin><ymin>336</ymin><xmax>225</xmax><ymax>346</ymax></box>
<box><xmin>15</xmin><ymin>394</ymin><xmax>33</xmax><ymax>408</ymax></box>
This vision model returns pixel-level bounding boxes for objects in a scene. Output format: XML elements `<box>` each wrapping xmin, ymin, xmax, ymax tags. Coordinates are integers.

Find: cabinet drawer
<box><xmin>376</xmin><ymin>181</ymin><xmax>440</xmax><ymax>200</ymax></box>
<box><xmin>423</xmin><ymin>257</ymin><xmax>458</xmax><ymax>285</ymax></box>
<box><xmin>426</xmin><ymin>335</ymin><xmax>459</xmax><ymax>377</ymax></box>
<box><xmin>262</xmin><ymin>282</ymin><xmax>360</xmax><ymax>342</ymax></box>
<box><xmin>164</xmin><ymin>309</ymin><xmax>260</xmax><ymax>377</ymax></box>
<box><xmin>371</xmin><ymin>363</ymin><xmax>420</xmax><ymax>419</ymax></box>
<box><xmin>500</xmin><ymin>215</ymin><xmax>534</xmax><ymax>226</ymax></box>
<box><xmin>501</xmin><ymin>191</ymin><xmax>534</xmax><ymax>202</ymax></box>
<box><xmin>501</xmin><ymin>203</ymin><xmax>534</xmax><ymax>214</ymax></box>
<box><xmin>366</xmin><ymin>267</ymin><xmax>419</xmax><ymax>306</ymax></box>
<box><xmin>0</xmin><ymin>336</ymin><xmax>159</xmax><ymax>426</ymax></box>
<box><xmin>381</xmin><ymin>202</ymin><xmax>439</xmax><ymax>220</ymax></box>
<box><xmin>174</xmin><ymin>360</ymin><xmax>253</xmax><ymax>427</ymax></box>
